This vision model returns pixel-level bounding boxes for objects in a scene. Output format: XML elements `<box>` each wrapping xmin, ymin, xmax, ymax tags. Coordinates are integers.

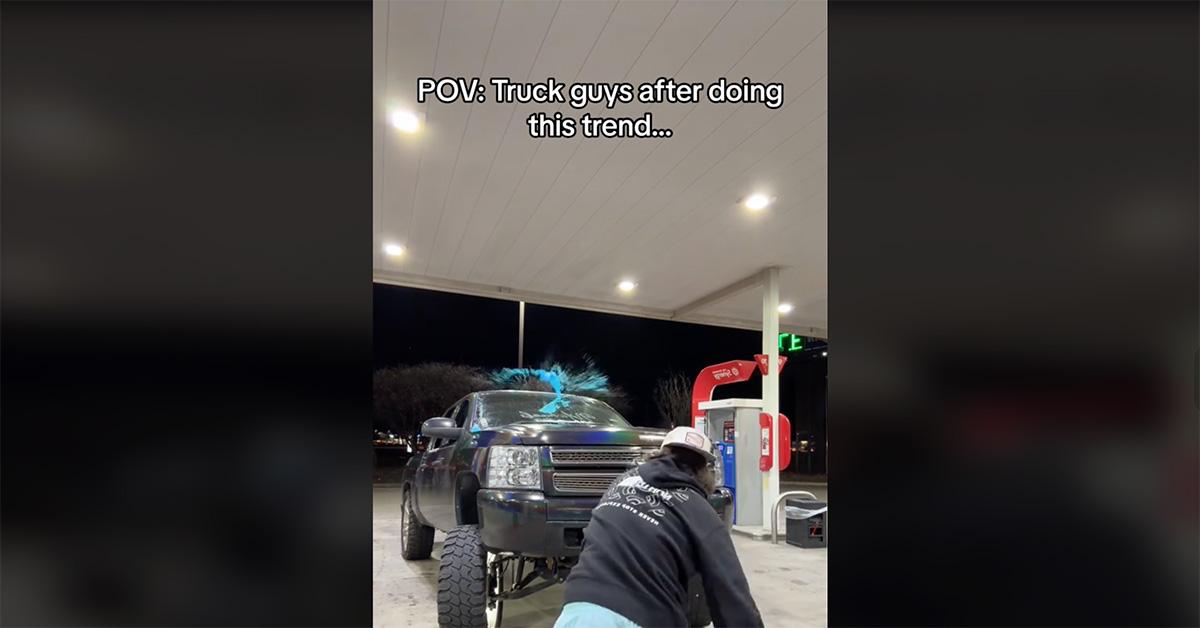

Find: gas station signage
<box><xmin>778</xmin><ymin>333</ymin><xmax>805</xmax><ymax>352</ymax></box>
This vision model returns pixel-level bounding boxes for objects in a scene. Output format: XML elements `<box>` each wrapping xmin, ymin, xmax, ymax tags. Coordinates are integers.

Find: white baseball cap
<box><xmin>661</xmin><ymin>426</ymin><xmax>716</xmax><ymax>461</ymax></box>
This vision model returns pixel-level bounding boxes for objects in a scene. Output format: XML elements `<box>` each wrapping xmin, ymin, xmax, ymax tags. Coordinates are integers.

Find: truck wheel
<box><xmin>686</xmin><ymin>574</ymin><xmax>713</xmax><ymax>627</ymax></box>
<box><xmin>437</xmin><ymin>525</ymin><xmax>500</xmax><ymax>628</ymax></box>
<box><xmin>400</xmin><ymin>487</ymin><xmax>434</xmax><ymax>560</ymax></box>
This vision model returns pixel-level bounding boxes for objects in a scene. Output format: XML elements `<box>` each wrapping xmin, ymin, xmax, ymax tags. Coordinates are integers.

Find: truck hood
<box><xmin>473</xmin><ymin>423</ymin><xmax>668</xmax><ymax>447</ymax></box>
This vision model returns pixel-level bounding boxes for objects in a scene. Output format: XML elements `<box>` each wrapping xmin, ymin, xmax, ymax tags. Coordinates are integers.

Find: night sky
<box><xmin>374</xmin><ymin>283</ymin><xmax>827</xmax><ymax>472</ymax></box>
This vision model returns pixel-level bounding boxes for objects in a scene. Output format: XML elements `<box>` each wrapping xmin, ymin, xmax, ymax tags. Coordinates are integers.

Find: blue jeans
<box><xmin>554</xmin><ymin>602</ymin><xmax>642</xmax><ymax>628</ymax></box>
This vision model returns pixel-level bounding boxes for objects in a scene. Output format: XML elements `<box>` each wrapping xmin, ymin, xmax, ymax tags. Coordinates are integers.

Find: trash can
<box><xmin>784</xmin><ymin>498</ymin><xmax>827</xmax><ymax>548</ymax></box>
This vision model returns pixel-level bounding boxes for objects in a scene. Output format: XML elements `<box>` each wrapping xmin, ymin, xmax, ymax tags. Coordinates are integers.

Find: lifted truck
<box><xmin>400</xmin><ymin>390</ymin><xmax>732</xmax><ymax>628</ymax></box>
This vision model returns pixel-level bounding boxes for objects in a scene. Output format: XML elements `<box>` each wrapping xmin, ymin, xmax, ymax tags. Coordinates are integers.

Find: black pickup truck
<box><xmin>399</xmin><ymin>389</ymin><xmax>732</xmax><ymax>628</ymax></box>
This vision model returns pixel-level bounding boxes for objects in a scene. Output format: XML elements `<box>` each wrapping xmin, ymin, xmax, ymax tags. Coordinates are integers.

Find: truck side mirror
<box><xmin>421</xmin><ymin>417</ymin><xmax>460</xmax><ymax>440</ymax></box>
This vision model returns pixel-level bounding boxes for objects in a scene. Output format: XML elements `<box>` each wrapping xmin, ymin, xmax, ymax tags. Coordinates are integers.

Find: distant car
<box><xmin>399</xmin><ymin>390</ymin><xmax>732</xmax><ymax>628</ymax></box>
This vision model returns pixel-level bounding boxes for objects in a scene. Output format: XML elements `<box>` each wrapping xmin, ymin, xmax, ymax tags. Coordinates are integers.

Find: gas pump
<box><xmin>720</xmin><ymin>420</ymin><xmax>737</xmax><ymax>489</ymax></box>
<box><xmin>691</xmin><ymin>357</ymin><xmax>793</xmax><ymax>528</ymax></box>
<box><xmin>699</xmin><ymin>399</ymin><xmax>763</xmax><ymax>525</ymax></box>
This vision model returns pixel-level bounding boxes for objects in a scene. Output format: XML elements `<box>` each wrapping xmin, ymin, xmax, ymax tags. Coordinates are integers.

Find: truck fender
<box><xmin>454</xmin><ymin>472</ymin><xmax>481</xmax><ymax>525</ymax></box>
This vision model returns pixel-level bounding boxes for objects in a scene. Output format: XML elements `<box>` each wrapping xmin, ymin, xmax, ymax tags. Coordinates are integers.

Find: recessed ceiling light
<box><xmin>617</xmin><ymin>279</ymin><xmax>637</xmax><ymax>292</ymax></box>
<box><xmin>383</xmin><ymin>243</ymin><xmax>406</xmax><ymax>257</ymax></box>
<box><xmin>744</xmin><ymin>193</ymin><xmax>772</xmax><ymax>211</ymax></box>
<box><xmin>389</xmin><ymin>109</ymin><xmax>420</xmax><ymax>134</ymax></box>
<box><xmin>777</xmin><ymin>302</ymin><xmax>794</xmax><ymax>314</ymax></box>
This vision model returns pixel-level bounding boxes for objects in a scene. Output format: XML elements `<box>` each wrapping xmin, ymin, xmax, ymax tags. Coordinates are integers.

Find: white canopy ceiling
<box><xmin>374</xmin><ymin>0</ymin><xmax>827</xmax><ymax>337</ymax></box>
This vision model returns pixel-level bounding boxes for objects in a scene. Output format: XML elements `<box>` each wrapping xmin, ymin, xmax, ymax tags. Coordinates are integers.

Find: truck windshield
<box><xmin>474</xmin><ymin>393</ymin><xmax>631</xmax><ymax>429</ymax></box>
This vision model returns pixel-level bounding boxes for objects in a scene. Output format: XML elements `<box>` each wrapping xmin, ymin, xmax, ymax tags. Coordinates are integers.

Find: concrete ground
<box><xmin>374</xmin><ymin>485</ymin><xmax>826</xmax><ymax>627</ymax></box>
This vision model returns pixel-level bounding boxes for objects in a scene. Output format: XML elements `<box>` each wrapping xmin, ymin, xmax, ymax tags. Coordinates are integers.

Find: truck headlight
<box><xmin>486</xmin><ymin>446</ymin><xmax>542</xmax><ymax>490</ymax></box>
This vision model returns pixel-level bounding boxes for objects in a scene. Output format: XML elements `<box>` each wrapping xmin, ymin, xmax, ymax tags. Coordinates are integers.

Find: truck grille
<box><xmin>552</xmin><ymin>472</ymin><xmax>623</xmax><ymax>494</ymax></box>
<box><xmin>548</xmin><ymin>447</ymin><xmax>656</xmax><ymax>466</ymax></box>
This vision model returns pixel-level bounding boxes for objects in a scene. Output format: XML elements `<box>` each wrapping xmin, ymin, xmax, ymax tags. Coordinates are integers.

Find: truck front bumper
<box><xmin>477</xmin><ymin>486</ymin><xmax>735</xmax><ymax>557</ymax></box>
<box><xmin>477</xmin><ymin>489</ymin><xmax>596</xmax><ymax>557</ymax></box>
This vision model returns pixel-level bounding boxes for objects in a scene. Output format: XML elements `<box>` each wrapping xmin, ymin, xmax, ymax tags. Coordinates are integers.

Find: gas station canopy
<box><xmin>374</xmin><ymin>0</ymin><xmax>827</xmax><ymax>338</ymax></box>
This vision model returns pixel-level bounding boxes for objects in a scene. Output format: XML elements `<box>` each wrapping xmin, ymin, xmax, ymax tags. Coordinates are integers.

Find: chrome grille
<box><xmin>553</xmin><ymin>472</ymin><xmax>623</xmax><ymax>494</ymax></box>
<box><xmin>548</xmin><ymin>447</ymin><xmax>657</xmax><ymax>466</ymax></box>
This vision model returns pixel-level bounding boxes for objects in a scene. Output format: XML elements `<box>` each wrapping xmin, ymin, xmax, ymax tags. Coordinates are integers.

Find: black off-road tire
<box><xmin>686</xmin><ymin>574</ymin><xmax>713</xmax><ymax>627</ymax></box>
<box><xmin>437</xmin><ymin>525</ymin><xmax>490</xmax><ymax>628</ymax></box>
<box><xmin>400</xmin><ymin>487</ymin><xmax>434</xmax><ymax>560</ymax></box>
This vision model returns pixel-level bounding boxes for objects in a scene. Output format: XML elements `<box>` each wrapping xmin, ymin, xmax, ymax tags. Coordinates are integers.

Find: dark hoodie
<box><xmin>562</xmin><ymin>456</ymin><xmax>764</xmax><ymax>628</ymax></box>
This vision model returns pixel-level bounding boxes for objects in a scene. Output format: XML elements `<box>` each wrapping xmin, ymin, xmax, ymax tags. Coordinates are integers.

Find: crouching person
<box><xmin>554</xmin><ymin>427</ymin><xmax>763</xmax><ymax>628</ymax></box>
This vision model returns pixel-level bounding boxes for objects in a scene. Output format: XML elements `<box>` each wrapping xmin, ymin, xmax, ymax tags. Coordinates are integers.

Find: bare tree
<box><xmin>373</xmin><ymin>363</ymin><xmax>494</xmax><ymax>440</ymax></box>
<box><xmin>653</xmin><ymin>371</ymin><xmax>693</xmax><ymax>429</ymax></box>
